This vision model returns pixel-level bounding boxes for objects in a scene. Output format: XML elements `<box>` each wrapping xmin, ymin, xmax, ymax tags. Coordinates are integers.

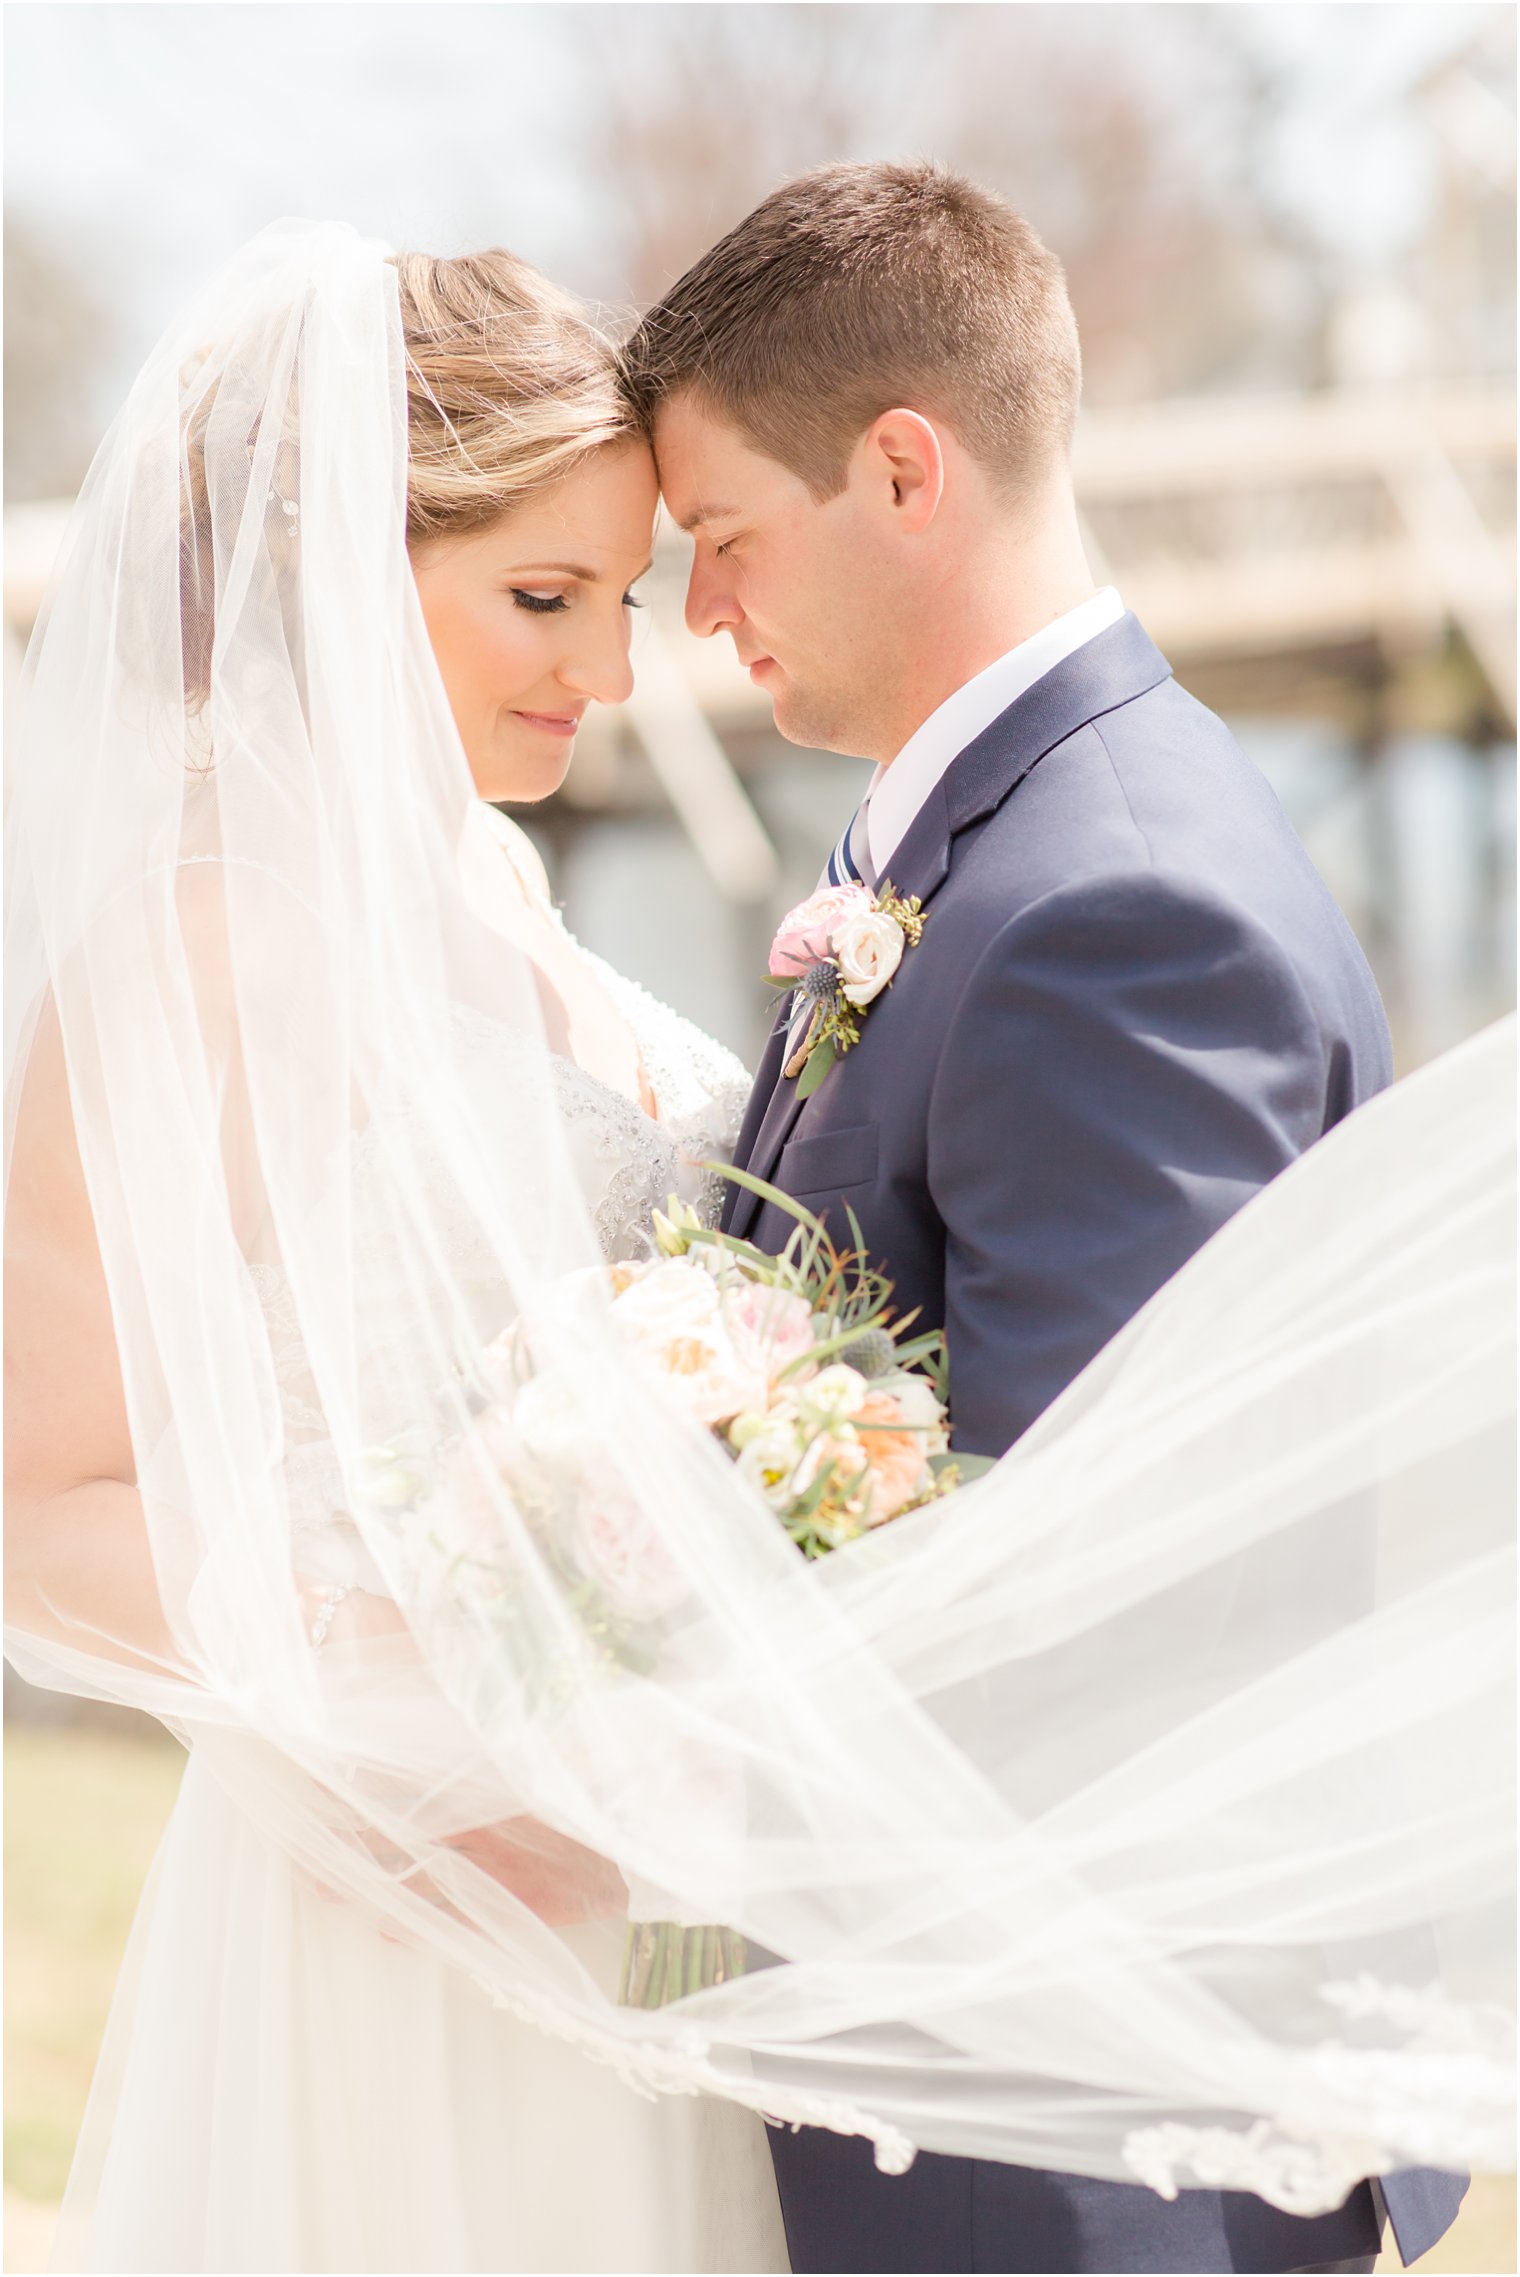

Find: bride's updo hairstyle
<box><xmin>177</xmin><ymin>245</ymin><xmax>634</xmax><ymax>709</ymax></box>
<box><xmin>391</xmin><ymin>248</ymin><xmax>637</xmax><ymax>550</ymax></box>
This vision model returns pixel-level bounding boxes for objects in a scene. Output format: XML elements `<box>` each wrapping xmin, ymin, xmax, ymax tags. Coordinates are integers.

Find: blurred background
<box><xmin>4</xmin><ymin>5</ymin><xmax>1515</xmax><ymax>2269</ymax></box>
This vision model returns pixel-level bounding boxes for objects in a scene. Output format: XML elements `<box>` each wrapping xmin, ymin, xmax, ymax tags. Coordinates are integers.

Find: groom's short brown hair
<box><xmin>621</xmin><ymin>161</ymin><xmax>1081</xmax><ymax>503</ymax></box>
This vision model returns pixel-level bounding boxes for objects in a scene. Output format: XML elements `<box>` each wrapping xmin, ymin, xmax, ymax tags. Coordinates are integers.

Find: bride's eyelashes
<box><xmin>508</xmin><ymin>587</ymin><xmax>647</xmax><ymax>615</ymax></box>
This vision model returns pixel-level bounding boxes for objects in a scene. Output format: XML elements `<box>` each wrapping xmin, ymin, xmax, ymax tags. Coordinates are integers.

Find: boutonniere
<box><xmin>765</xmin><ymin>881</ymin><xmax>927</xmax><ymax>1100</ymax></box>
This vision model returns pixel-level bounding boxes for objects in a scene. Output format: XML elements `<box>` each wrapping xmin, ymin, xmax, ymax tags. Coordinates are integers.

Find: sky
<box><xmin>3</xmin><ymin>0</ymin><xmax>1508</xmax><ymax>405</ymax></box>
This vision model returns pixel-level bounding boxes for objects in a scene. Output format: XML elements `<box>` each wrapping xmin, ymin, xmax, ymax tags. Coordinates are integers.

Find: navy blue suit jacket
<box><xmin>724</xmin><ymin>616</ymin><xmax>1465</xmax><ymax>2272</ymax></box>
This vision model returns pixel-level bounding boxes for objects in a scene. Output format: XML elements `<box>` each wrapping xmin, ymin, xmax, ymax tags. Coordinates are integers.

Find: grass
<box><xmin>4</xmin><ymin>1721</ymin><xmax>184</xmax><ymax>2212</ymax></box>
<box><xmin>1</xmin><ymin>1723</ymin><xmax>1513</xmax><ymax>2274</ymax></box>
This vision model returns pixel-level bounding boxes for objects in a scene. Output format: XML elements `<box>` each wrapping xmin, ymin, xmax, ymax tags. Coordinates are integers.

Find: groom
<box><xmin>622</xmin><ymin>163</ymin><xmax>1464</xmax><ymax>2276</ymax></box>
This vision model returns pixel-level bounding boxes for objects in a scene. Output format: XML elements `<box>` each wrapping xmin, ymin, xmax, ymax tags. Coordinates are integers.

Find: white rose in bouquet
<box><xmin>660</xmin><ymin>1334</ymin><xmax>768</xmax><ymax>1429</ymax></box>
<box><xmin>612</xmin><ymin>1258</ymin><xmax>723</xmax><ymax>1347</ymax></box>
<box><xmin>612</xmin><ymin>1259</ymin><xmax>765</xmax><ymax>1423</ymax></box>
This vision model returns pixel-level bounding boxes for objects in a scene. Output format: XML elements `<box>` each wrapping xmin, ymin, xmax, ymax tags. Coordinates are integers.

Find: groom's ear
<box><xmin>859</xmin><ymin>409</ymin><xmax>945</xmax><ymax>536</ymax></box>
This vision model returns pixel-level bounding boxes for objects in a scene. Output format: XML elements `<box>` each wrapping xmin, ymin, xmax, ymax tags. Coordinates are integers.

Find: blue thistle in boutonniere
<box><xmin>766</xmin><ymin>880</ymin><xmax>927</xmax><ymax>1101</ymax></box>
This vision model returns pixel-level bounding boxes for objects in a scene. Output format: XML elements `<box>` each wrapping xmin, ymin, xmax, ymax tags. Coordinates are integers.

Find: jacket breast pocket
<box><xmin>775</xmin><ymin>1121</ymin><xmax>878</xmax><ymax>1199</ymax></box>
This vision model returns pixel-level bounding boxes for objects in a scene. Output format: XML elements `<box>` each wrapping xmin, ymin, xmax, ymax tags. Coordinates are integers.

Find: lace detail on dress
<box><xmin>247</xmin><ymin>1261</ymin><xmax>326</xmax><ymax>1440</ymax></box>
<box><xmin>549</xmin><ymin>1050</ymin><xmax>683</xmax><ymax>1263</ymax></box>
<box><xmin>472</xmin><ymin>802</ymin><xmax>753</xmax><ymax>1226</ymax></box>
<box><xmin>581</xmin><ymin>951</ymin><xmax>753</xmax><ymax>1228</ymax></box>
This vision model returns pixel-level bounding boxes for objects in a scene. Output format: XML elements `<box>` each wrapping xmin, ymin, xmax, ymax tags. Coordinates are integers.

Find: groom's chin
<box><xmin>768</xmin><ymin>681</ymin><xmax>849</xmax><ymax>756</ymax></box>
<box><xmin>745</xmin><ymin>655</ymin><xmax>863</xmax><ymax>755</ymax></box>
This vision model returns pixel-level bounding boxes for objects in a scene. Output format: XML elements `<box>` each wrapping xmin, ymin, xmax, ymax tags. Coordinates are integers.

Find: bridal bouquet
<box><xmin>604</xmin><ymin>1174</ymin><xmax>978</xmax><ymax>2007</ymax></box>
<box><xmin>616</xmin><ymin>1178</ymin><xmax>961</xmax><ymax>1554</ymax></box>
<box><xmin>361</xmin><ymin>1174</ymin><xmax>973</xmax><ymax>2006</ymax></box>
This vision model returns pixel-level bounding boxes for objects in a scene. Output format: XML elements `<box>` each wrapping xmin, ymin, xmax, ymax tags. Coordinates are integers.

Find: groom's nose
<box><xmin>684</xmin><ymin>549</ymin><xmax>741</xmax><ymax>643</ymax></box>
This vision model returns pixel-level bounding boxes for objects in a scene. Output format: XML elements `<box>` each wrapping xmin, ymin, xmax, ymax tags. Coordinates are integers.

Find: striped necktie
<box><xmin>788</xmin><ymin>802</ymin><xmax>876</xmax><ymax>1050</ymax></box>
<box><xmin>823</xmin><ymin>802</ymin><xmax>875</xmax><ymax>892</ymax></box>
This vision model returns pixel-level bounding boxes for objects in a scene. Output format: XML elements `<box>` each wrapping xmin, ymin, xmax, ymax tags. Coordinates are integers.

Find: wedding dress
<box><xmin>8</xmin><ymin>221</ymin><xmax>1511</xmax><ymax>2274</ymax></box>
<box><xmin>51</xmin><ymin>810</ymin><xmax>790</xmax><ymax>2274</ymax></box>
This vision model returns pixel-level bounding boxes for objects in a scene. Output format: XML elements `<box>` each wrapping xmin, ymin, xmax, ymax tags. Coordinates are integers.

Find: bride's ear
<box><xmin>860</xmin><ymin>409</ymin><xmax>944</xmax><ymax>535</ymax></box>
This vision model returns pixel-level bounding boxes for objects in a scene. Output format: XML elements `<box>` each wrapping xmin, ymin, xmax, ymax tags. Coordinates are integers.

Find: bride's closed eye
<box><xmin>509</xmin><ymin>588</ymin><xmax>646</xmax><ymax>614</ymax></box>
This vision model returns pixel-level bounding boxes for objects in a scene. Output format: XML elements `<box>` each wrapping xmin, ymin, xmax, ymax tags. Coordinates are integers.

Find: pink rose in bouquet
<box><xmin>719</xmin><ymin>1279</ymin><xmax>816</xmax><ymax>1378</ymax></box>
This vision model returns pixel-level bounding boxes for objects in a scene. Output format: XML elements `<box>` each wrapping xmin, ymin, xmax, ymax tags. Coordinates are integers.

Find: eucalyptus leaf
<box><xmin>796</xmin><ymin>1037</ymin><xmax>837</xmax><ymax>1101</ymax></box>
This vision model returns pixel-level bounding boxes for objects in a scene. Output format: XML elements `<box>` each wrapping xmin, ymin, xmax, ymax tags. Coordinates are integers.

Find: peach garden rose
<box><xmin>855</xmin><ymin>1389</ymin><xmax>935</xmax><ymax>1521</ymax></box>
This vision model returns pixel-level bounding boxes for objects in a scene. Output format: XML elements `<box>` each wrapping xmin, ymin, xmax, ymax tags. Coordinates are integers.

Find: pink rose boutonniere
<box><xmin>767</xmin><ymin>879</ymin><xmax>927</xmax><ymax>1099</ymax></box>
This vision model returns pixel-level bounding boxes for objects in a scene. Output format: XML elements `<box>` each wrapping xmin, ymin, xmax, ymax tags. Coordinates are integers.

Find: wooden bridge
<box><xmin>7</xmin><ymin>382</ymin><xmax>1513</xmax><ymax>902</ymax></box>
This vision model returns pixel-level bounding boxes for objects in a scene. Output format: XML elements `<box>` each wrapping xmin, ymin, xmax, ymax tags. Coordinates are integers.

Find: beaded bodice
<box><xmin>250</xmin><ymin>818</ymin><xmax>754</xmax><ymax>1590</ymax></box>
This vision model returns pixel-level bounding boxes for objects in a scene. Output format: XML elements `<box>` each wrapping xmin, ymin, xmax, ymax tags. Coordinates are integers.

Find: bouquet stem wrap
<box><xmin>621</xmin><ymin>1923</ymin><xmax>751</xmax><ymax>2010</ymax></box>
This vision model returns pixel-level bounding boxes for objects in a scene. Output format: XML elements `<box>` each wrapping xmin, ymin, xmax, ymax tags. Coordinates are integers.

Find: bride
<box><xmin>6</xmin><ymin>223</ymin><xmax>789</xmax><ymax>2273</ymax></box>
<box><xmin>5</xmin><ymin>223</ymin><xmax>1512</xmax><ymax>2276</ymax></box>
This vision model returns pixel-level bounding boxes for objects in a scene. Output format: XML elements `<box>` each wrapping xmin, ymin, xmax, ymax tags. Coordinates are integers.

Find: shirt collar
<box><xmin>865</xmin><ymin>586</ymin><xmax>1126</xmax><ymax>878</ymax></box>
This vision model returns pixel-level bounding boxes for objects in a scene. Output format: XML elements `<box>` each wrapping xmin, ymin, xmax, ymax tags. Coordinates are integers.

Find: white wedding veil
<box><xmin>5</xmin><ymin>222</ymin><xmax>1513</xmax><ymax>2215</ymax></box>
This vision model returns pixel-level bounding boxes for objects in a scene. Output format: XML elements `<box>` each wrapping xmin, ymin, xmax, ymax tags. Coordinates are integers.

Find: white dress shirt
<box><xmin>857</xmin><ymin>586</ymin><xmax>1126</xmax><ymax>880</ymax></box>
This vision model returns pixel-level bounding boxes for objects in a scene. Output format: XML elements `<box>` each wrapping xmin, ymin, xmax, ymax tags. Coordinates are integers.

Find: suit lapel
<box><xmin>725</xmin><ymin>615</ymin><xmax>1173</xmax><ymax>1241</ymax></box>
<box><xmin>936</xmin><ymin>611</ymin><xmax>1172</xmax><ymax>843</ymax></box>
<box><xmin>871</xmin><ymin>777</ymin><xmax>951</xmax><ymax>914</ymax></box>
<box><xmin>876</xmin><ymin>614</ymin><xmax>1172</xmax><ymax>912</ymax></box>
<box><xmin>721</xmin><ymin>1000</ymin><xmax>793</xmax><ymax>1234</ymax></box>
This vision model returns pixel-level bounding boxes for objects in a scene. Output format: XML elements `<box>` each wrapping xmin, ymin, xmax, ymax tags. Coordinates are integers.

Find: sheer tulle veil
<box><xmin>5</xmin><ymin>222</ymin><xmax>1514</xmax><ymax>2213</ymax></box>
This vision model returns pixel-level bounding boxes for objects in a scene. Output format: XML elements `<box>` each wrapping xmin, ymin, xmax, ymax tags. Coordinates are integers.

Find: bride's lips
<box><xmin>512</xmin><ymin>709</ymin><xmax>583</xmax><ymax>737</ymax></box>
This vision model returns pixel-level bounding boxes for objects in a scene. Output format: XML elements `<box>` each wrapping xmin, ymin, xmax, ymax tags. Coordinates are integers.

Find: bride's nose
<box><xmin>558</xmin><ymin>612</ymin><xmax>635</xmax><ymax>707</ymax></box>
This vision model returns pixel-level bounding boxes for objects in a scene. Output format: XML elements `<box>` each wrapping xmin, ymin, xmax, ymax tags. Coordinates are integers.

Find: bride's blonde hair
<box><xmin>176</xmin><ymin>245</ymin><xmax>637</xmax><ymax>709</ymax></box>
<box><xmin>392</xmin><ymin>248</ymin><xmax>638</xmax><ymax>548</ymax></box>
